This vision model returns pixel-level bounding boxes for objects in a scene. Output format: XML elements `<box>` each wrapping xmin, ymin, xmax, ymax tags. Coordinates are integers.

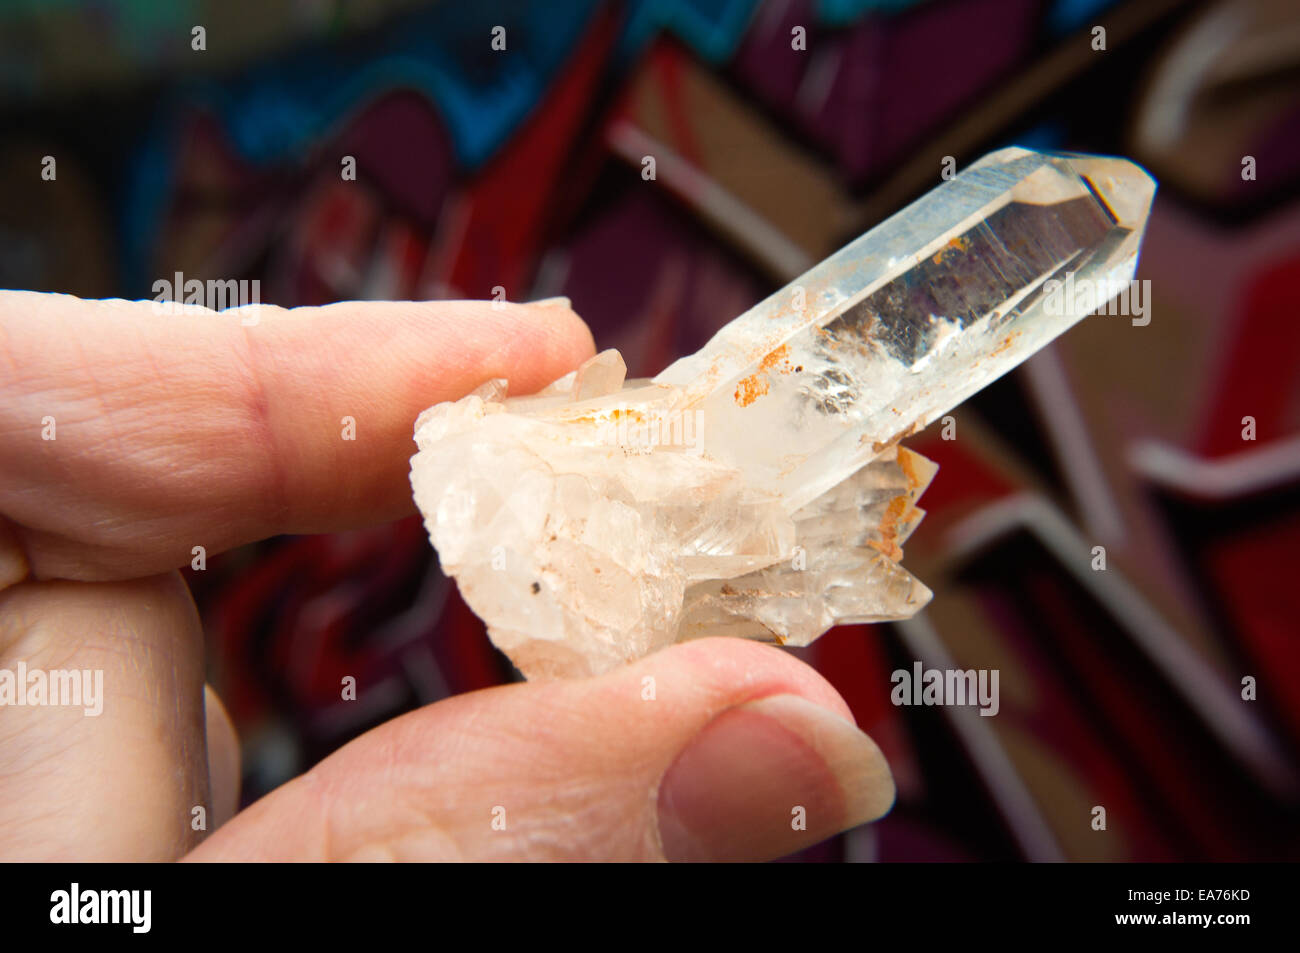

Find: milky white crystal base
<box><xmin>411</xmin><ymin>350</ymin><xmax>935</xmax><ymax>679</ymax></box>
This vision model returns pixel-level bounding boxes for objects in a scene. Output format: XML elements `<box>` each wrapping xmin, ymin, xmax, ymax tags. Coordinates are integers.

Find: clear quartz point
<box><xmin>411</xmin><ymin>147</ymin><xmax>1156</xmax><ymax>679</ymax></box>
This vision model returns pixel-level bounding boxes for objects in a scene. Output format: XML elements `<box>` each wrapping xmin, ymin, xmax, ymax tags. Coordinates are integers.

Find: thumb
<box><xmin>184</xmin><ymin>638</ymin><xmax>895</xmax><ymax>862</ymax></box>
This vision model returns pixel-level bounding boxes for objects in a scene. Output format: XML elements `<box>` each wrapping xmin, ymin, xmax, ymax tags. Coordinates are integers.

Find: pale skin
<box><xmin>0</xmin><ymin>291</ymin><xmax>895</xmax><ymax>861</ymax></box>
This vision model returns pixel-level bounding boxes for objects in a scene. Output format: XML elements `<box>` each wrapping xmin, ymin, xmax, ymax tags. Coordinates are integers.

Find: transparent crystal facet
<box><xmin>410</xmin><ymin>148</ymin><xmax>1156</xmax><ymax>679</ymax></box>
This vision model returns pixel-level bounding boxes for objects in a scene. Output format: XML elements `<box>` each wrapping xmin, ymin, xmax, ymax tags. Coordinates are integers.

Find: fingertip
<box><xmin>495</xmin><ymin>298</ymin><xmax>597</xmax><ymax>394</ymax></box>
<box><xmin>656</xmin><ymin>691</ymin><xmax>895</xmax><ymax>862</ymax></box>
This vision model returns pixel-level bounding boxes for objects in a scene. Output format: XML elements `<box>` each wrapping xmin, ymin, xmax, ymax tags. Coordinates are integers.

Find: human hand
<box><xmin>0</xmin><ymin>290</ymin><xmax>894</xmax><ymax>861</ymax></box>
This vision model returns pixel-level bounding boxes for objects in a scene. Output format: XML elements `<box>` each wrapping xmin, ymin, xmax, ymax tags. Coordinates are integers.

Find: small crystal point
<box><xmin>572</xmin><ymin>348</ymin><xmax>627</xmax><ymax>400</ymax></box>
<box><xmin>411</xmin><ymin>148</ymin><xmax>1155</xmax><ymax>679</ymax></box>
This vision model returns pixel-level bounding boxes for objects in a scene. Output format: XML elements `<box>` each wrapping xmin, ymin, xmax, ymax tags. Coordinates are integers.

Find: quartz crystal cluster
<box><xmin>411</xmin><ymin>147</ymin><xmax>1155</xmax><ymax>679</ymax></box>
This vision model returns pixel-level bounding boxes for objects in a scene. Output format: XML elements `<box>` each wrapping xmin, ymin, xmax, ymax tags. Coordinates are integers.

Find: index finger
<box><xmin>0</xmin><ymin>291</ymin><xmax>594</xmax><ymax>581</ymax></box>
